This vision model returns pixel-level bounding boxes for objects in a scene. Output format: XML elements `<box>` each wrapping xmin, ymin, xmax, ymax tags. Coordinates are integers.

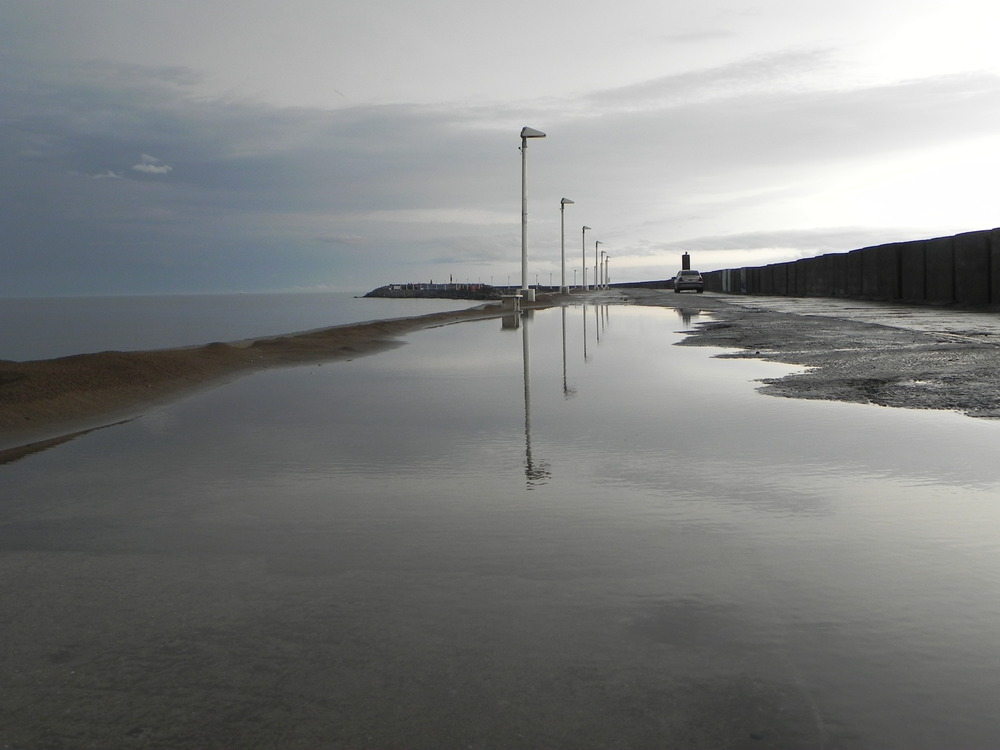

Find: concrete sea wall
<box><xmin>702</xmin><ymin>228</ymin><xmax>1000</xmax><ymax>307</ymax></box>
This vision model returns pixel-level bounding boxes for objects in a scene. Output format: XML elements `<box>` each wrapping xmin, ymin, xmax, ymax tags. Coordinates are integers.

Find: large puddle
<box><xmin>3</xmin><ymin>303</ymin><xmax>1000</xmax><ymax>748</ymax></box>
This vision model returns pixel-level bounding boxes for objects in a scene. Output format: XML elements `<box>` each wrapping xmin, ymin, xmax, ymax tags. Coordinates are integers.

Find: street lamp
<box><xmin>560</xmin><ymin>198</ymin><xmax>574</xmax><ymax>294</ymax></box>
<box><xmin>600</xmin><ymin>249</ymin><xmax>607</xmax><ymax>289</ymax></box>
<box><xmin>605</xmin><ymin>255</ymin><xmax>611</xmax><ymax>289</ymax></box>
<box><xmin>582</xmin><ymin>226</ymin><xmax>591</xmax><ymax>290</ymax></box>
<box><xmin>520</xmin><ymin>126</ymin><xmax>546</xmax><ymax>302</ymax></box>
<box><xmin>594</xmin><ymin>240</ymin><xmax>602</xmax><ymax>292</ymax></box>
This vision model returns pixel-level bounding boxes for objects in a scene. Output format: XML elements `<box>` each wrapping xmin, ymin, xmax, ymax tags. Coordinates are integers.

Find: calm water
<box><xmin>0</xmin><ymin>292</ymin><xmax>478</xmax><ymax>361</ymax></box>
<box><xmin>3</xmin><ymin>303</ymin><xmax>1000</xmax><ymax>749</ymax></box>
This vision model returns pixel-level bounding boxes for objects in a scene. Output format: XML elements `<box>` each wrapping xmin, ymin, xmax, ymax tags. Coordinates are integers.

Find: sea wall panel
<box><xmin>876</xmin><ymin>244</ymin><xmax>902</xmax><ymax>300</ymax></box>
<box><xmin>924</xmin><ymin>236</ymin><xmax>955</xmax><ymax>303</ymax></box>
<box><xmin>703</xmin><ymin>227</ymin><xmax>999</xmax><ymax>307</ymax></box>
<box><xmin>899</xmin><ymin>240</ymin><xmax>926</xmax><ymax>302</ymax></box>
<box><xmin>953</xmin><ymin>231</ymin><xmax>990</xmax><ymax>306</ymax></box>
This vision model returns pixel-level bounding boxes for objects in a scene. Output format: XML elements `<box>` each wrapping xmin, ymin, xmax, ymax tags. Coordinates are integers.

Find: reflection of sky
<box><xmin>5</xmin><ymin>304</ymin><xmax>1000</xmax><ymax>747</ymax></box>
<box><xmin>42</xmin><ymin>302</ymin><xmax>999</xmax><ymax>495</ymax></box>
<box><xmin>13</xmin><ymin>302</ymin><xmax>997</xmax><ymax>513</ymax></box>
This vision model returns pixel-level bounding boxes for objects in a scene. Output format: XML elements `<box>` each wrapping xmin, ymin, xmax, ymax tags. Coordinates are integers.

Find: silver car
<box><xmin>674</xmin><ymin>269</ymin><xmax>704</xmax><ymax>293</ymax></box>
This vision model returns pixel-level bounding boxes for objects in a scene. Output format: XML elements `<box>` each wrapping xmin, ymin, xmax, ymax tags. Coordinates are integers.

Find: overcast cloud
<box><xmin>3</xmin><ymin>0</ymin><xmax>1000</xmax><ymax>295</ymax></box>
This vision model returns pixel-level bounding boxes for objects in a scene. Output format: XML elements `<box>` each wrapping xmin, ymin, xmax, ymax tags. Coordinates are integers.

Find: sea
<box><xmin>0</xmin><ymin>291</ymin><xmax>479</xmax><ymax>362</ymax></box>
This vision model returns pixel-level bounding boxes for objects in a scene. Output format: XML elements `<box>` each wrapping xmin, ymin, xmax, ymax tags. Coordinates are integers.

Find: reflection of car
<box><xmin>674</xmin><ymin>269</ymin><xmax>704</xmax><ymax>293</ymax></box>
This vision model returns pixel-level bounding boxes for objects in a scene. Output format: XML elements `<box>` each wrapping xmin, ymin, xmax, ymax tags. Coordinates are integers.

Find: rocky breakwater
<box><xmin>364</xmin><ymin>283</ymin><xmax>502</xmax><ymax>301</ymax></box>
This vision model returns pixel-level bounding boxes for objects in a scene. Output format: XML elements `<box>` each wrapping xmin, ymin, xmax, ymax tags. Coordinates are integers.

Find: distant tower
<box><xmin>682</xmin><ymin>252</ymin><xmax>690</xmax><ymax>270</ymax></box>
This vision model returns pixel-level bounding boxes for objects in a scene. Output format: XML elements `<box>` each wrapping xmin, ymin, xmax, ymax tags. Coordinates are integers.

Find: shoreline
<box><xmin>5</xmin><ymin>288</ymin><xmax>1000</xmax><ymax>456</ymax></box>
<box><xmin>0</xmin><ymin>301</ymin><xmax>534</xmax><ymax>454</ymax></box>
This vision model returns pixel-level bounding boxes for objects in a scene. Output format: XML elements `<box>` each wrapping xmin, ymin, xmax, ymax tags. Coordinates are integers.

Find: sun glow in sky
<box><xmin>3</xmin><ymin>0</ymin><xmax>1000</xmax><ymax>295</ymax></box>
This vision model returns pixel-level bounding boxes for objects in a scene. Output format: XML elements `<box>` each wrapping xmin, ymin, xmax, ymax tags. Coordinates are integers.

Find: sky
<box><xmin>4</xmin><ymin>0</ymin><xmax>1000</xmax><ymax>296</ymax></box>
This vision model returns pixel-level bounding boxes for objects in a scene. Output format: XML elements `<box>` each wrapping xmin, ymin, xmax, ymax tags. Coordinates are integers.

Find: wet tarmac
<box><xmin>725</xmin><ymin>294</ymin><xmax>1000</xmax><ymax>342</ymax></box>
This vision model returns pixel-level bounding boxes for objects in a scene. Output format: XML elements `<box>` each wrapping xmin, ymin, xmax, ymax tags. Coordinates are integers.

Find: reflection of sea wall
<box><xmin>610</xmin><ymin>279</ymin><xmax>673</xmax><ymax>290</ymax></box>
<box><xmin>365</xmin><ymin>284</ymin><xmax>501</xmax><ymax>300</ymax></box>
<box><xmin>704</xmin><ymin>227</ymin><xmax>1000</xmax><ymax>307</ymax></box>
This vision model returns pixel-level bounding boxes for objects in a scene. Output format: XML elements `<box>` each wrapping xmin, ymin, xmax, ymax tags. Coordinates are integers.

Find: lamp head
<box><xmin>561</xmin><ymin>198</ymin><xmax>575</xmax><ymax>206</ymax></box>
<box><xmin>583</xmin><ymin>225</ymin><xmax>591</xmax><ymax>231</ymax></box>
<box><xmin>520</xmin><ymin>126</ymin><xmax>546</xmax><ymax>139</ymax></box>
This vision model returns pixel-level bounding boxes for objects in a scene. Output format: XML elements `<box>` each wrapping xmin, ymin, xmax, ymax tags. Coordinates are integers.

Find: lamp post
<box><xmin>594</xmin><ymin>240</ymin><xmax>602</xmax><ymax>292</ymax></box>
<box><xmin>520</xmin><ymin>126</ymin><xmax>546</xmax><ymax>302</ymax></box>
<box><xmin>582</xmin><ymin>226</ymin><xmax>591</xmax><ymax>290</ymax></box>
<box><xmin>605</xmin><ymin>255</ymin><xmax>610</xmax><ymax>289</ymax></box>
<box><xmin>600</xmin><ymin>249</ymin><xmax>606</xmax><ymax>289</ymax></box>
<box><xmin>560</xmin><ymin>198</ymin><xmax>574</xmax><ymax>294</ymax></box>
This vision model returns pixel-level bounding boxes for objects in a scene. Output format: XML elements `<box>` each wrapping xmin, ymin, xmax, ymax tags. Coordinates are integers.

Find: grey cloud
<box><xmin>315</xmin><ymin>234</ymin><xmax>367</xmax><ymax>246</ymax></box>
<box><xmin>424</xmin><ymin>233</ymin><xmax>520</xmax><ymax>265</ymax></box>
<box><xmin>583</xmin><ymin>49</ymin><xmax>839</xmax><ymax>110</ymax></box>
<box><xmin>0</xmin><ymin>58</ymin><xmax>522</xmax><ymax>293</ymax></box>
<box><xmin>637</xmin><ymin>227</ymin><xmax>921</xmax><ymax>256</ymax></box>
<box><xmin>77</xmin><ymin>59</ymin><xmax>206</xmax><ymax>89</ymax></box>
<box><xmin>5</xmin><ymin>43</ymin><xmax>1000</xmax><ymax>296</ymax></box>
<box><xmin>132</xmin><ymin>154</ymin><xmax>173</xmax><ymax>174</ymax></box>
<box><xmin>655</xmin><ymin>30</ymin><xmax>737</xmax><ymax>44</ymax></box>
<box><xmin>532</xmin><ymin>67</ymin><xmax>1000</xmax><ymax>209</ymax></box>
<box><xmin>132</xmin><ymin>164</ymin><xmax>173</xmax><ymax>174</ymax></box>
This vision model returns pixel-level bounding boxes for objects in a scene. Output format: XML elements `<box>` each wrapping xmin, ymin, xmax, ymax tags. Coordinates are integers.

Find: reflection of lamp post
<box><xmin>561</xmin><ymin>306</ymin><xmax>576</xmax><ymax>398</ymax></box>
<box><xmin>522</xmin><ymin>313</ymin><xmax>550</xmax><ymax>488</ymax></box>
<box><xmin>520</xmin><ymin>126</ymin><xmax>546</xmax><ymax>302</ymax></box>
<box><xmin>582</xmin><ymin>226</ymin><xmax>591</xmax><ymax>290</ymax></box>
<box><xmin>594</xmin><ymin>240</ymin><xmax>602</xmax><ymax>293</ymax></box>
<box><xmin>560</xmin><ymin>198</ymin><xmax>574</xmax><ymax>294</ymax></box>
